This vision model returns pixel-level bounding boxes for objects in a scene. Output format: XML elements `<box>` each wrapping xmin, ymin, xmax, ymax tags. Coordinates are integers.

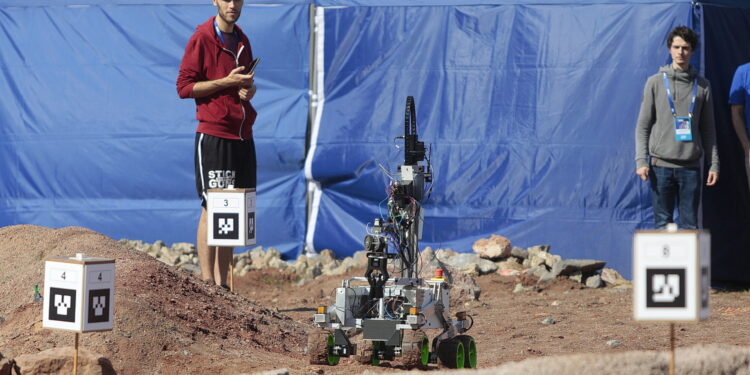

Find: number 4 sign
<box><xmin>43</xmin><ymin>254</ymin><xmax>115</xmax><ymax>332</ymax></box>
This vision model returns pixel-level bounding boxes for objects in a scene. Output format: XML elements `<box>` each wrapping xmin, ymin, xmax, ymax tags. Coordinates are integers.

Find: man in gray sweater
<box><xmin>635</xmin><ymin>26</ymin><xmax>719</xmax><ymax>229</ymax></box>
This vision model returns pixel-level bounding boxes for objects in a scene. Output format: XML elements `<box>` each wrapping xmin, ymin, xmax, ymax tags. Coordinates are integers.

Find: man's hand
<box><xmin>706</xmin><ymin>171</ymin><xmax>719</xmax><ymax>186</ymax></box>
<box><xmin>239</xmin><ymin>84</ymin><xmax>256</xmax><ymax>101</ymax></box>
<box><xmin>224</xmin><ymin>66</ymin><xmax>253</xmax><ymax>88</ymax></box>
<box><xmin>636</xmin><ymin>166</ymin><xmax>649</xmax><ymax>181</ymax></box>
<box><xmin>190</xmin><ymin>68</ymin><xmax>253</xmax><ymax>98</ymax></box>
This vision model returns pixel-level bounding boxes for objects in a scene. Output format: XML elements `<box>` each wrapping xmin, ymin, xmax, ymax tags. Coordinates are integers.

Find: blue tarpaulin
<box><xmin>305</xmin><ymin>2</ymin><xmax>695</xmax><ymax>279</ymax></box>
<box><xmin>702</xmin><ymin>4</ymin><xmax>750</xmax><ymax>285</ymax></box>
<box><xmin>0</xmin><ymin>1</ymin><xmax>310</xmax><ymax>256</ymax></box>
<box><xmin>2</xmin><ymin>0</ymin><xmax>749</xmax><ymax>281</ymax></box>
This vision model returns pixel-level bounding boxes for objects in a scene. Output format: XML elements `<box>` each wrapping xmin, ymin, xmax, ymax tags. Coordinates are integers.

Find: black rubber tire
<box><xmin>355</xmin><ymin>341</ymin><xmax>380</xmax><ymax>366</ymax></box>
<box><xmin>437</xmin><ymin>338</ymin><xmax>465</xmax><ymax>369</ymax></box>
<box><xmin>307</xmin><ymin>331</ymin><xmax>339</xmax><ymax>365</ymax></box>
<box><xmin>401</xmin><ymin>329</ymin><xmax>429</xmax><ymax>369</ymax></box>
<box><xmin>456</xmin><ymin>335</ymin><xmax>477</xmax><ymax>368</ymax></box>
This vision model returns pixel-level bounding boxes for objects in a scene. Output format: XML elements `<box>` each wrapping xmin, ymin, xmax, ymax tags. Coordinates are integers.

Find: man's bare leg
<box><xmin>197</xmin><ymin>208</ymin><xmax>216</xmax><ymax>283</ymax></box>
<box><xmin>215</xmin><ymin>247</ymin><xmax>233</xmax><ymax>287</ymax></box>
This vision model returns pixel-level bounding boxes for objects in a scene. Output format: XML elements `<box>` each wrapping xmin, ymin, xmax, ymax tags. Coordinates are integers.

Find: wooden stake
<box><xmin>73</xmin><ymin>332</ymin><xmax>79</xmax><ymax>375</ymax></box>
<box><xmin>229</xmin><ymin>262</ymin><xmax>234</xmax><ymax>292</ymax></box>
<box><xmin>669</xmin><ymin>323</ymin><xmax>675</xmax><ymax>375</ymax></box>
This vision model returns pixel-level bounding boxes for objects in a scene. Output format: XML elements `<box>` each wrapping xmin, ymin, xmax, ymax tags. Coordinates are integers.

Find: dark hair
<box><xmin>666</xmin><ymin>26</ymin><xmax>698</xmax><ymax>50</ymax></box>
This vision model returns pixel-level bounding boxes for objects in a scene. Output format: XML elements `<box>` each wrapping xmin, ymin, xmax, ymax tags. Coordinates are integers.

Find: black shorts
<box><xmin>194</xmin><ymin>132</ymin><xmax>256</xmax><ymax>207</ymax></box>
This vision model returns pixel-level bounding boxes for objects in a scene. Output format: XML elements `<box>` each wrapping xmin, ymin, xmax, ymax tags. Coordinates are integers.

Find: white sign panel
<box><xmin>207</xmin><ymin>188</ymin><xmax>256</xmax><ymax>247</ymax></box>
<box><xmin>633</xmin><ymin>230</ymin><xmax>710</xmax><ymax>321</ymax></box>
<box><xmin>43</xmin><ymin>256</ymin><xmax>115</xmax><ymax>332</ymax></box>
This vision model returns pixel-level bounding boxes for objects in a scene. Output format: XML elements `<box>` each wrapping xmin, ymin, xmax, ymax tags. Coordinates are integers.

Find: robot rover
<box><xmin>308</xmin><ymin>97</ymin><xmax>476</xmax><ymax>369</ymax></box>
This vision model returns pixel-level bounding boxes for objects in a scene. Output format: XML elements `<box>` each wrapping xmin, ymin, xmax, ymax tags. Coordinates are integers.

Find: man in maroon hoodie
<box><xmin>176</xmin><ymin>0</ymin><xmax>257</xmax><ymax>289</ymax></box>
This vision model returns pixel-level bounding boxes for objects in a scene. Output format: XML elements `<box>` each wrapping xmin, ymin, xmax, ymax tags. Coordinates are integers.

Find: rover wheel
<box><xmin>456</xmin><ymin>335</ymin><xmax>477</xmax><ymax>368</ymax></box>
<box><xmin>308</xmin><ymin>331</ymin><xmax>340</xmax><ymax>365</ymax></box>
<box><xmin>437</xmin><ymin>338</ymin><xmax>465</xmax><ymax>369</ymax></box>
<box><xmin>355</xmin><ymin>341</ymin><xmax>380</xmax><ymax>366</ymax></box>
<box><xmin>401</xmin><ymin>329</ymin><xmax>429</xmax><ymax>369</ymax></box>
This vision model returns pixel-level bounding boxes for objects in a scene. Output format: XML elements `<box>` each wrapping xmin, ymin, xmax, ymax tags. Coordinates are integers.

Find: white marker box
<box><xmin>633</xmin><ymin>229</ymin><xmax>710</xmax><ymax>321</ymax></box>
<box><xmin>207</xmin><ymin>188</ymin><xmax>256</xmax><ymax>247</ymax></box>
<box><xmin>43</xmin><ymin>255</ymin><xmax>115</xmax><ymax>332</ymax></box>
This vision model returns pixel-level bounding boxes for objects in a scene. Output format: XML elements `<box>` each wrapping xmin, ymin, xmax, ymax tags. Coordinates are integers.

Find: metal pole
<box><xmin>669</xmin><ymin>323</ymin><xmax>675</xmax><ymax>375</ymax></box>
<box><xmin>73</xmin><ymin>332</ymin><xmax>79</xmax><ymax>375</ymax></box>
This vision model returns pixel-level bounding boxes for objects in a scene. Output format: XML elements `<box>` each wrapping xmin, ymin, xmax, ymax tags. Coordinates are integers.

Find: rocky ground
<box><xmin>2</xmin><ymin>225</ymin><xmax>750</xmax><ymax>374</ymax></box>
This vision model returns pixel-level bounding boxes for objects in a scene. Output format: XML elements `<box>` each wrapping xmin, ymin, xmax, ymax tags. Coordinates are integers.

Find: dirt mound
<box><xmin>358</xmin><ymin>343</ymin><xmax>750</xmax><ymax>375</ymax></box>
<box><xmin>0</xmin><ymin>225</ymin><xmax>307</xmax><ymax>374</ymax></box>
<box><xmin>5</xmin><ymin>225</ymin><xmax>750</xmax><ymax>374</ymax></box>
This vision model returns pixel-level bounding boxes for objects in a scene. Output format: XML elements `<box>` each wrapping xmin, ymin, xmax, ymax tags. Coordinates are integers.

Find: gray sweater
<box><xmin>635</xmin><ymin>64</ymin><xmax>719</xmax><ymax>172</ymax></box>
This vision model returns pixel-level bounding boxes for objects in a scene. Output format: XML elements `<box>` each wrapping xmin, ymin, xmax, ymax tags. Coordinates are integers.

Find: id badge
<box><xmin>674</xmin><ymin>116</ymin><xmax>692</xmax><ymax>141</ymax></box>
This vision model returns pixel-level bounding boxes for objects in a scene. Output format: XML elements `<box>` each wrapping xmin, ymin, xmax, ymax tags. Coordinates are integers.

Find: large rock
<box><xmin>569</xmin><ymin>271</ymin><xmax>583</xmax><ymax>283</ymax></box>
<box><xmin>321</xmin><ymin>259</ymin><xmax>341</xmax><ymax>275</ymax></box>
<box><xmin>159</xmin><ymin>248</ymin><xmax>181</xmax><ymax>266</ymax></box>
<box><xmin>525</xmin><ymin>265</ymin><xmax>549</xmax><ymax>278</ymax></box>
<box><xmin>318</xmin><ymin>249</ymin><xmax>337</xmax><ymax>265</ymax></box>
<box><xmin>419</xmin><ymin>249</ymin><xmax>481</xmax><ymax>301</ymax></box>
<box><xmin>419</xmin><ymin>247</ymin><xmax>443</xmax><ymax>270</ymax></box>
<box><xmin>544</xmin><ymin>253</ymin><xmax>561</xmax><ymax>268</ymax></box>
<box><xmin>509</xmin><ymin>246</ymin><xmax>529</xmax><ymax>260</ymax></box>
<box><xmin>601</xmin><ymin>268</ymin><xmax>629</xmax><ymax>286</ymax></box>
<box><xmin>498</xmin><ymin>269</ymin><xmax>521</xmax><ymax>277</ymax></box>
<box><xmin>496</xmin><ymin>258</ymin><xmax>525</xmax><ymax>272</ymax></box>
<box><xmin>538</xmin><ymin>271</ymin><xmax>557</xmax><ymax>283</ymax></box>
<box><xmin>247</xmin><ymin>246</ymin><xmax>266</xmax><ymax>267</ymax></box>
<box><xmin>267</xmin><ymin>257</ymin><xmax>289</xmax><ymax>270</ymax></box>
<box><xmin>172</xmin><ymin>242</ymin><xmax>196</xmax><ymax>255</ymax></box>
<box><xmin>585</xmin><ymin>274</ymin><xmax>603</xmax><ymax>288</ymax></box>
<box><xmin>177</xmin><ymin>254</ymin><xmax>191</xmax><ymax>266</ymax></box>
<box><xmin>180</xmin><ymin>263</ymin><xmax>201</xmax><ymax>275</ymax></box>
<box><xmin>439</xmin><ymin>253</ymin><xmax>498</xmax><ymax>275</ymax></box>
<box><xmin>15</xmin><ymin>347</ymin><xmax>115</xmax><ymax>375</ymax></box>
<box><xmin>146</xmin><ymin>244</ymin><xmax>160</xmax><ymax>257</ymax></box>
<box><xmin>235</xmin><ymin>256</ymin><xmax>249</xmax><ymax>270</ymax></box>
<box><xmin>472</xmin><ymin>235</ymin><xmax>512</xmax><ymax>260</ymax></box>
<box><xmin>328</xmin><ymin>257</ymin><xmax>357</xmax><ymax>276</ymax></box>
<box><xmin>527</xmin><ymin>244</ymin><xmax>551</xmax><ymax>253</ymax></box>
<box><xmin>291</xmin><ymin>255</ymin><xmax>309</xmax><ymax>275</ymax></box>
<box><xmin>262</xmin><ymin>247</ymin><xmax>283</xmax><ymax>267</ymax></box>
<box><xmin>529</xmin><ymin>254</ymin><xmax>547</xmax><ymax>268</ymax></box>
<box><xmin>434</xmin><ymin>248</ymin><xmax>458</xmax><ymax>262</ymax></box>
<box><xmin>444</xmin><ymin>267</ymin><xmax>481</xmax><ymax>301</ymax></box>
<box><xmin>304</xmin><ymin>262</ymin><xmax>323</xmax><ymax>280</ymax></box>
<box><xmin>550</xmin><ymin>259</ymin><xmax>606</xmax><ymax>278</ymax></box>
<box><xmin>527</xmin><ymin>247</ymin><xmax>560</xmax><ymax>269</ymax></box>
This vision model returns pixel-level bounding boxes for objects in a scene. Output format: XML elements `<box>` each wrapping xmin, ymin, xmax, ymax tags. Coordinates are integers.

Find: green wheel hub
<box><xmin>326</xmin><ymin>333</ymin><xmax>340</xmax><ymax>365</ymax></box>
<box><xmin>419</xmin><ymin>336</ymin><xmax>429</xmax><ymax>366</ymax></box>
<box><xmin>371</xmin><ymin>341</ymin><xmax>381</xmax><ymax>366</ymax></box>
<box><xmin>464</xmin><ymin>337</ymin><xmax>477</xmax><ymax>368</ymax></box>
<box><xmin>455</xmin><ymin>335</ymin><xmax>477</xmax><ymax>368</ymax></box>
<box><xmin>455</xmin><ymin>341</ymin><xmax>465</xmax><ymax>369</ymax></box>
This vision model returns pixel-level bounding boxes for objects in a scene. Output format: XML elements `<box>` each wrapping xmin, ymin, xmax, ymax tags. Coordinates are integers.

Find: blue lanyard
<box><xmin>213</xmin><ymin>19</ymin><xmax>236</xmax><ymax>45</ymax></box>
<box><xmin>662</xmin><ymin>72</ymin><xmax>698</xmax><ymax>118</ymax></box>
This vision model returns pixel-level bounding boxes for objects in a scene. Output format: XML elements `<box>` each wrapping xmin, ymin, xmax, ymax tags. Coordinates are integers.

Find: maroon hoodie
<box><xmin>177</xmin><ymin>16</ymin><xmax>257</xmax><ymax>140</ymax></box>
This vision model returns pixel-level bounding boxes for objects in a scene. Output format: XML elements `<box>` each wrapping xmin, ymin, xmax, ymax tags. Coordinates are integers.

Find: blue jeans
<box><xmin>649</xmin><ymin>166</ymin><xmax>701</xmax><ymax>229</ymax></box>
